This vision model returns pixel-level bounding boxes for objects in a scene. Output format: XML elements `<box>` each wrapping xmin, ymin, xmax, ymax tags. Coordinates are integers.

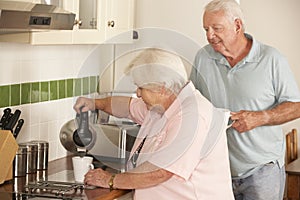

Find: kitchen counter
<box><xmin>0</xmin><ymin>155</ymin><xmax>132</xmax><ymax>200</ymax></box>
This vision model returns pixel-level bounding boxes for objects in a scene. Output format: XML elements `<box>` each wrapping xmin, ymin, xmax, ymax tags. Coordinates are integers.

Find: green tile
<box><xmin>90</xmin><ymin>76</ymin><xmax>97</xmax><ymax>93</ymax></box>
<box><xmin>96</xmin><ymin>76</ymin><xmax>100</xmax><ymax>93</ymax></box>
<box><xmin>0</xmin><ymin>85</ymin><xmax>10</xmax><ymax>108</ymax></box>
<box><xmin>82</xmin><ymin>77</ymin><xmax>89</xmax><ymax>95</ymax></box>
<box><xmin>74</xmin><ymin>78</ymin><xmax>82</xmax><ymax>97</ymax></box>
<box><xmin>59</xmin><ymin>80</ymin><xmax>66</xmax><ymax>99</ymax></box>
<box><xmin>1</xmin><ymin>77</ymin><xmax>99</xmax><ymax>106</ymax></box>
<box><xmin>66</xmin><ymin>79</ymin><xmax>74</xmax><ymax>98</ymax></box>
<box><xmin>50</xmin><ymin>81</ymin><xmax>58</xmax><ymax>100</ymax></box>
<box><xmin>10</xmin><ymin>84</ymin><xmax>20</xmax><ymax>106</ymax></box>
<box><xmin>41</xmin><ymin>81</ymin><xmax>49</xmax><ymax>102</ymax></box>
<box><xmin>21</xmin><ymin>83</ymin><xmax>31</xmax><ymax>105</ymax></box>
<box><xmin>31</xmin><ymin>82</ymin><xmax>40</xmax><ymax>103</ymax></box>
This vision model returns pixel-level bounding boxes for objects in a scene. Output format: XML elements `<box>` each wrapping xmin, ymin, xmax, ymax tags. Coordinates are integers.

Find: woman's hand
<box><xmin>84</xmin><ymin>168</ymin><xmax>112</xmax><ymax>188</ymax></box>
<box><xmin>73</xmin><ymin>97</ymin><xmax>95</xmax><ymax>113</ymax></box>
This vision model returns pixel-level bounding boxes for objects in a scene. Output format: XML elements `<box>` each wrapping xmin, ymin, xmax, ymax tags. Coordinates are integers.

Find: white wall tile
<box><xmin>38</xmin><ymin>101</ymin><xmax>59</xmax><ymax>123</ymax></box>
<box><xmin>30</xmin><ymin>123</ymin><xmax>40</xmax><ymax>141</ymax></box>
<box><xmin>15</xmin><ymin>124</ymin><xmax>31</xmax><ymax>143</ymax></box>
<box><xmin>48</xmin><ymin>141</ymin><xmax>57</xmax><ymax>161</ymax></box>
<box><xmin>0</xmin><ymin>43</ymin><xmax>105</xmax><ymax>161</ymax></box>
<box><xmin>39</xmin><ymin>122</ymin><xmax>49</xmax><ymax>141</ymax></box>
<box><xmin>48</xmin><ymin>120</ymin><xmax>59</xmax><ymax>142</ymax></box>
<box><xmin>30</xmin><ymin>103</ymin><xmax>41</xmax><ymax>125</ymax></box>
<box><xmin>0</xmin><ymin>61</ymin><xmax>21</xmax><ymax>85</ymax></box>
<box><xmin>20</xmin><ymin>60</ymin><xmax>41</xmax><ymax>83</ymax></box>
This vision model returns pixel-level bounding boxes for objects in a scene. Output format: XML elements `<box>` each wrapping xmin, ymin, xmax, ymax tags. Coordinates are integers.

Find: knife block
<box><xmin>0</xmin><ymin>130</ymin><xmax>18</xmax><ymax>184</ymax></box>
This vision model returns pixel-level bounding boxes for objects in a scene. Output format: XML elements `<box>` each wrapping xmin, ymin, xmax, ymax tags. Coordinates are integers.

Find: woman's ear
<box><xmin>160</xmin><ymin>85</ymin><xmax>173</xmax><ymax>97</ymax></box>
<box><xmin>156</xmin><ymin>85</ymin><xmax>165</xmax><ymax>96</ymax></box>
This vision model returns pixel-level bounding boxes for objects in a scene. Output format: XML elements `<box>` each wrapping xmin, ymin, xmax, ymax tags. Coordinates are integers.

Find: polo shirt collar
<box><xmin>206</xmin><ymin>33</ymin><xmax>261</xmax><ymax>65</ymax></box>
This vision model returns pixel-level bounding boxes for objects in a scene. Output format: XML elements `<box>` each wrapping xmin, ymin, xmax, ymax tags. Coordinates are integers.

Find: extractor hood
<box><xmin>0</xmin><ymin>1</ymin><xmax>75</xmax><ymax>34</ymax></box>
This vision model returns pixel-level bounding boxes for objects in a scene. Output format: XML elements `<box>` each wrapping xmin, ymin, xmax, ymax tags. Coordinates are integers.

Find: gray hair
<box><xmin>126</xmin><ymin>48</ymin><xmax>188</xmax><ymax>95</ymax></box>
<box><xmin>205</xmin><ymin>0</ymin><xmax>246</xmax><ymax>31</ymax></box>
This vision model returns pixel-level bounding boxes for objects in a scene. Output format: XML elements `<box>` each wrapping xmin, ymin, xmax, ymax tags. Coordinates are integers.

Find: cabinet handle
<box><xmin>74</xmin><ymin>19</ymin><xmax>83</xmax><ymax>26</ymax></box>
<box><xmin>107</xmin><ymin>20</ymin><xmax>115</xmax><ymax>27</ymax></box>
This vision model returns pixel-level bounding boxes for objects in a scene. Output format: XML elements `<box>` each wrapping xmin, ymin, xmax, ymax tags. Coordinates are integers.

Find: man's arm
<box><xmin>231</xmin><ymin>101</ymin><xmax>300</xmax><ymax>133</ymax></box>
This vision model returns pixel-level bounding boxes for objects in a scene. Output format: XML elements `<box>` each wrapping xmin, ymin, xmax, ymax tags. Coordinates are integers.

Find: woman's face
<box><xmin>136</xmin><ymin>85</ymin><xmax>163</xmax><ymax>111</ymax></box>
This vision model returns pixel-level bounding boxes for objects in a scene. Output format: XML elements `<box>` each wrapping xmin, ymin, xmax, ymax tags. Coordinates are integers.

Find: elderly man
<box><xmin>74</xmin><ymin>48</ymin><xmax>234</xmax><ymax>199</ymax></box>
<box><xmin>190</xmin><ymin>0</ymin><xmax>300</xmax><ymax>199</ymax></box>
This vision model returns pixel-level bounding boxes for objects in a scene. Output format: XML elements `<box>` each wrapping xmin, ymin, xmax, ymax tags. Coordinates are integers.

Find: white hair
<box><xmin>126</xmin><ymin>48</ymin><xmax>188</xmax><ymax>95</ymax></box>
<box><xmin>205</xmin><ymin>0</ymin><xmax>246</xmax><ymax>31</ymax></box>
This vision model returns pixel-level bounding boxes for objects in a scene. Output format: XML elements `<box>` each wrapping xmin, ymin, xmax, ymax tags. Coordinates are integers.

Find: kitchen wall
<box><xmin>0</xmin><ymin>0</ymin><xmax>299</xmax><ymax>161</ymax></box>
<box><xmin>240</xmin><ymin>0</ymin><xmax>300</xmax><ymax>134</ymax></box>
<box><xmin>0</xmin><ymin>43</ymin><xmax>114</xmax><ymax>161</ymax></box>
<box><xmin>133</xmin><ymin>0</ymin><xmax>300</xmax><ymax>133</ymax></box>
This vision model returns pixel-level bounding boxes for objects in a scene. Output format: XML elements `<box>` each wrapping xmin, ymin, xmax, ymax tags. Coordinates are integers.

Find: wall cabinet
<box><xmin>0</xmin><ymin>0</ymin><xmax>135</xmax><ymax>44</ymax></box>
<box><xmin>99</xmin><ymin>45</ymin><xmax>138</xmax><ymax>94</ymax></box>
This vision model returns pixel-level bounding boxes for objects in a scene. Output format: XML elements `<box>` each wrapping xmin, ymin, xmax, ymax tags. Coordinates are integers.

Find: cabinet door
<box><xmin>72</xmin><ymin>0</ymin><xmax>135</xmax><ymax>44</ymax></box>
<box><xmin>72</xmin><ymin>0</ymin><xmax>105</xmax><ymax>44</ymax></box>
<box><xmin>99</xmin><ymin>45</ymin><xmax>137</xmax><ymax>93</ymax></box>
<box><xmin>104</xmin><ymin>0</ymin><xmax>135</xmax><ymax>43</ymax></box>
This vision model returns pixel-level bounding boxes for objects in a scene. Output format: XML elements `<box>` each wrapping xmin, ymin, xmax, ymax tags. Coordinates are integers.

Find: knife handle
<box><xmin>0</xmin><ymin>108</ymin><xmax>11</xmax><ymax>128</ymax></box>
<box><xmin>5</xmin><ymin>109</ymin><xmax>21</xmax><ymax>131</ymax></box>
<box><xmin>14</xmin><ymin>119</ymin><xmax>24</xmax><ymax>138</ymax></box>
<box><xmin>3</xmin><ymin>113</ymin><xmax>13</xmax><ymax>130</ymax></box>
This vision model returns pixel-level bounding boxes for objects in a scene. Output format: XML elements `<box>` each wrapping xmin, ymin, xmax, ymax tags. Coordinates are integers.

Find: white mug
<box><xmin>72</xmin><ymin>156</ymin><xmax>94</xmax><ymax>183</ymax></box>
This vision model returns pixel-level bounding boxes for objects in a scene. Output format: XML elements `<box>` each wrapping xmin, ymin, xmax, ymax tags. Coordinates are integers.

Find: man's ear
<box><xmin>234</xmin><ymin>18</ymin><xmax>243</xmax><ymax>33</ymax></box>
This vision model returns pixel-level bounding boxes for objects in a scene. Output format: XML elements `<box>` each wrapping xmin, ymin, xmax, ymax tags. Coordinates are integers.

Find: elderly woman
<box><xmin>73</xmin><ymin>48</ymin><xmax>234</xmax><ymax>199</ymax></box>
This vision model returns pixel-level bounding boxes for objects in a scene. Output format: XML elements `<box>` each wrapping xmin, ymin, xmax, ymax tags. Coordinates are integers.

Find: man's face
<box><xmin>203</xmin><ymin>10</ymin><xmax>238</xmax><ymax>55</ymax></box>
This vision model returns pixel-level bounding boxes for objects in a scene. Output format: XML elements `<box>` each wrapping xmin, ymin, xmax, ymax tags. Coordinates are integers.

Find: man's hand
<box><xmin>230</xmin><ymin>110</ymin><xmax>266</xmax><ymax>133</ymax></box>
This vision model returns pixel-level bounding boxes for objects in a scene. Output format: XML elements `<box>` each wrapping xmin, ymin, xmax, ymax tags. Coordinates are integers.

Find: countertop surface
<box><xmin>0</xmin><ymin>155</ymin><xmax>132</xmax><ymax>200</ymax></box>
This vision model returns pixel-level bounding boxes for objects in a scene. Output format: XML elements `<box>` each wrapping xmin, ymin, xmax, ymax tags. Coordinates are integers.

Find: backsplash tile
<box><xmin>41</xmin><ymin>82</ymin><xmax>49</xmax><ymax>102</ymax></box>
<box><xmin>21</xmin><ymin>83</ymin><xmax>31</xmax><ymax>105</ymax></box>
<box><xmin>10</xmin><ymin>84</ymin><xmax>20</xmax><ymax>106</ymax></box>
<box><xmin>90</xmin><ymin>76</ymin><xmax>97</xmax><ymax>93</ymax></box>
<box><xmin>0</xmin><ymin>85</ymin><xmax>9</xmax><ymax>108</ymax></box>
<box><xmin>0</xmin><ymin>43</ymin><xmax>103</xmax><ymax>162</ymax></box>
<box><xmin>74</xmin><ymin>78</ymin><xmax>82</xmax><ymax>97</ymax></box>
<box><xmin>31</xmin><ymin>82</ymin><xmax>40</xmax><ymax>103</ymax></box>
<box><xmin>58</xmin><ymin>80</ymin><xmax>66</xmax><ymax>99</ymax></box>
<box><xmin>66</xmin><ymin>79</ymin><xmax>74</xmax><ymax>98</ymax></box>
<box><xmin>0</xmin><ymin>76</ymin><xmax>98</xmax><ymax>109</ymax></box>
<box><xmin>83</xmin><ymin>77</ymin><xmax>90</xmax><ymax>95</ymax></box>
<box><xmin>0</xmin><ymin>76</ymin><xmax>98</xmax><ymax>162</ymax></box>
<box><xmin>49</xmin><ymin>80</ymin><xmax>58</xmax><ymax>101</ymax></box>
